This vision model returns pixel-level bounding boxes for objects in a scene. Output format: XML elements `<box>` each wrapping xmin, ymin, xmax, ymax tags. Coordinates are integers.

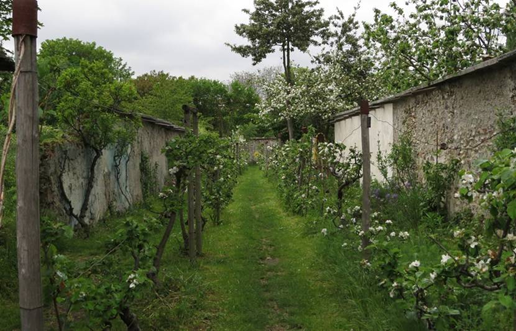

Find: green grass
<box><xmin>200</xmin><ymin>166</ymin><xmax>422</xmax><ymax>330</ymax></box>
<box><xmin>1</xmin><ymin>167</ymin><xmax>424</xmax><ymax>330</ymax></box>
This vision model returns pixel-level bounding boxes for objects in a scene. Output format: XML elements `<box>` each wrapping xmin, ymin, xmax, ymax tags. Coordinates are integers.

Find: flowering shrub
<box><xmin>334</xmin><ymin>148</ymin><xmax>516</xmax><ymax>329</ymax></box>
<box><xmin>163</xmin><ymin>131</ymin><xmax>242</xmax><ymax>225</ymax></box>
<box><xmin>267</xmin><ymin>128</ymin><xmax>362</xmax><ymax>216</ymax></box>
<box><xmin>42</xmin><ymin>216</ymin><xmax>157</xmax><ymax>329</ymax></box>
<box><xmin>376</xmin><ymin>134</ymin><xmax>459</xmax><ymax>228</ymax></box>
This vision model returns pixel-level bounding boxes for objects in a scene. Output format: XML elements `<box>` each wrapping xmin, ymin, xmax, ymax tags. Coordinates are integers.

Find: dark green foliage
<box><xmin>364</xmin><ymin>0</ymin><xmax>516</xmax><ymax>94</ymax></box>
<box><xmin>316</xmin><ymin>7</ymin><xmax>383</xmax><ymax>104</ymax></box>
<box><xmin>228</xmin><ymin>0</ymin><xmax>328</xmax><ymax>69</ymax></box>
<box><xmin>375</xmin><ymin>134</ymin><xmax>459</xmax><ymax>228</ymax></box>
<box><xmin>132</xmin><ymin>71</ymin><xmax>193</xmax><ymax>125</ymax></box>
<box><xmin>38</xmin><ymin>38</ymin><xmax>134</xmax><ymax>126</ymax></box>
<box><xmin>228</xmin><ymin>0</ymin><xmax>329</xmax><ymax>138</ymax></box>
<box><xmin>494</xmin><ymin>113</ymin><xmax>516</xmax><ymax>151</ymax></box>
<box><xmin>0</xmin><ymin>0</ymin><xmax>12</xmax><ymax>42</ymax></box>
<box><xmin>140</xmin><ymin>152</ymin><xmax>158</xmax><ymax>202</ymax></box>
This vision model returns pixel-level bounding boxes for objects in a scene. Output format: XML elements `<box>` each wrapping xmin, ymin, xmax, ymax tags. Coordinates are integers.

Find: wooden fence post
<box><xmin>236</xmin><ymin>142</ymin><xmax>241</xmax><ymax>175</ymax></box>
<box><xmin>13</xmin><ymin>0</ymin><xmax>44</xmax><ymax>328</ymax></box>
<box><xmin>360</xmin><ymin>100</ymin><xmax>371</xmax><ymax>259</ymax></box>
<box><xmin>182</xmin><ymin>105</ymin><xmax>196</xmax><ymax>262</ymax></box>
<box><xmin>192</xmin><ymin>109</ymin><xmax>202</xmax><ymax>256</ymax></box>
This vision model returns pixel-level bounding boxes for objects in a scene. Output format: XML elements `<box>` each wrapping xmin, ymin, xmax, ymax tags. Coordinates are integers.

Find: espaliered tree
<box><xmin>56</xmin><ymin>61</ymin><xmax>139</xmax><ymax>234</ymax></box>
<box><xmin>227</xmin><ymin>0</ymin><xmax>328</xmax><ymax>140</ymax></box>
<box><xmin>39</xmin><ymin>39</ymin><xmax>140</xmax><ymax>234</ymax></box>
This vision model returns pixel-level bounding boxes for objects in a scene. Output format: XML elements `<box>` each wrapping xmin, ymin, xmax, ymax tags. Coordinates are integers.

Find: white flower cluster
<box><xmin>127</xmin><ymin>273</ymin><xmax>139</xmax><ymax>290</ymax></box>
<box><xmin>398</xmin><ymin>231</ymin><xmax>410</xmax><ymax>240</ymax></box>
<box><xmin>409</xmin><ymin>260</ymin><xmax>421</xmax><ymax>269</ymax></box>
<box><xmin>169</xmin><ymin>167</ymin><xmax>179</xmax><ymax>175</ymax></box>
<box><xmin>441</xmin><ymin>254</ymin><xmax>452</xmax><ymax>265</ymax></box>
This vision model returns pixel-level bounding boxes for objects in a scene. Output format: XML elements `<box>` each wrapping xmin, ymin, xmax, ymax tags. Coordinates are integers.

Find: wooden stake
<box><xmin>15</xmin><ymin>34</ymin><xmax>44</xmax><ymax>330</ymax></box>
<box><xmin>183</xmin><ymin>105</ymin><xmax>196</xmax><ymax>262</ymax></box>
<box><xmin>193</xmin><ymin>110</ymin><xmax>202</xmax><ymax>255</ymax></box>
<box><xmin>360</xmin><ymin>100</ymin><xmax>371</xmax><ymax>259</ymax></box>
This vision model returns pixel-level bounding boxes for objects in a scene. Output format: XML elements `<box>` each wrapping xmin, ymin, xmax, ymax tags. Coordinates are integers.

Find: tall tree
<box><xmin>507</xmin><ymin>0</ymin><xmax>516</xmax><ymax>50</ymax></box>
<box><xmin>0</xmin><ymin>0</ymin><xmax>12</xmax><ymax>97</ymax></box>
<box><xmin>132</xmin><ymin>71</ymin><xmax>193</xmax><ymax>125</ymax></box>
<box><xmin>0</xmin><ymin>0</ymin><xmax>11</xmax><ymax>43</ymax></box>
<box><xmin>364</xmin><ymin>0</ymin><xmax>516</xmax><ymax>93</ymax></box>
<box><xmin>227</xmin><ymin>0</ymin><xmax>328</xmax><ymax>140</ymax></box>
<box><xmin>39</xmin><ymin>39</ymin><xmax>139</xmax><ymax>234</ymax></box>
<box><xmin>226</xmin><ymin>80</ymin><xmax>261</xmax><ymax>134</ymax></box>
<box><xmin>191</xmin><ymin>78</ymin><xmax>229</xmax><ymax>136</ymax></box>
<box><xmin>38</xmin><ymin>38</ymin><xmax>133</xmax><ymax>125</ymax></box>
<box><xmin>315</xmin><ymin>7</ymin><xmax>384</xmax><ymax>108</ymax></box>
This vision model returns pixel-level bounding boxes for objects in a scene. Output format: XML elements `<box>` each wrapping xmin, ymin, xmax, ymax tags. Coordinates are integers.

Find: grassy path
<box><xmin>201</xmin><ymin>167</ymin><xmax>350</xmax><ymax>330</ymax></box>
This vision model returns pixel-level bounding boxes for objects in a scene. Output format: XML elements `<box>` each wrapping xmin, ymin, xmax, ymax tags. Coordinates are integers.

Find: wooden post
<box><xmin>182</xmin><ymin>105</ymin><xmax>196</xmax><ymax>262</ymax></box>
<box><xmin>13</xmin><ymin>1</ymin><xmax>44</xmax><ymax>329</ymax></box>
<box><xmin>236</xmin><ymin>142</ymin><xmax>241</xmax><ymax>175</ymax></box>
<box><xmin>360</xmin><ymin>100</ymin><xmax>371</xmax><ymax>259</ymax></box>
<box><xmin>192</xmin><ymin>109</ymin><xmax>202</xmax><ymax>256</ymax></box>
<box><xmin>265</xmin><ymin>143</ymin><xmax>269</xmax><ymax>173</ymax></box>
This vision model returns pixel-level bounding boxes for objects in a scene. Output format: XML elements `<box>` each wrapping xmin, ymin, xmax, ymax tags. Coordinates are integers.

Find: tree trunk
<box><xmin>119</xmin><ymin>306</ymin><xmax>141</xmax><ymax>331</ymax></box>
<box><xmin>78</xmin><ymin>148</ymin><xmax>103</xmax><ymax>235</ymax></box>
<box><xmin>195</xmin><ymin>169</ymin><xmax>202</xmax><ymax>255</ymax></box>
<box><xmin>287</xmin><ymin>118</ymin><xmax>295</xmax><ymax>140</ymax></box>
<box><xmin>179</xmin><ymin>206</ymin><xmax>188</xmax><ymax>252</ymax></box>
<box><xmin>148</xmin><ymin>211</ymin><xmax>177</xmax><ymax>285</ymax></box>
<box><xmin>188</xmin><ymin>172</ymin><xmax>196</xmax><ymax>262</ymax></box>
<box><xmin>148</xmin><ymin>174</ymin><xmax>181</xmax><ymax>285</ymax></box>
<box><xmin>193</xmin><ymin>111</ymin><xmax>203</xmax><ymax>255</ymax></box>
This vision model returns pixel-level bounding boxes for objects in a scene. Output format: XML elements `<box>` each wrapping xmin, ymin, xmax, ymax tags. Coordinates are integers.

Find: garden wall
<box><xmin>246</xmin><ymin>138</ymin><xmax>281</xmax><ymax>164</ymax></box>
<box><xmin>40</xmin><ymin>118</ymin><xmax>184</xmax><ymax>226</ymax></box>
<box><xmin>335</xmin><ymin>104</ymin><xmax>394</xmax><ymax>180</ymax></box>
<box><xmin>393</xmin><ymin>59</ymin><xmax>516</xmax><ymax>171</ymax></box>
<box><xmin>333</xmin><ymin>50</ymin><xmax>516</xmax><ymax>211</ymax></box>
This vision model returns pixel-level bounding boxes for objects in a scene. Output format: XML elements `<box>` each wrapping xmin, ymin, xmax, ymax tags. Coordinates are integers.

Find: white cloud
<box><xmin>3</xmin><ymin>0</ymin><xmax>508</xmax><ymax>81</ymax></box>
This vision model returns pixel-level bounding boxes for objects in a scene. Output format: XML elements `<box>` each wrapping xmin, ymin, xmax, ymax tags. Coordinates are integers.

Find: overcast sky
<box><xmin>5</xmin><ymin>0</ymin><xmax>509</xmax><ymax>82</ymax></box>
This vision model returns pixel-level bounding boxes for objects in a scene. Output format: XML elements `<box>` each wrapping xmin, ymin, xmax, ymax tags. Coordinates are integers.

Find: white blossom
<box><xmin>441</xmin><ymin>254</ymin><xmax>452</xmax><ymax>265</ymax></box>
<box><xmin>399</xmin><ymin>231</ymin><xmax>410</xmax><ymax>240</ymax></box>
<box><xmin>409</xmin><ymin>260</ymin><xmax>421</xmax><ymax>269</ymax></box>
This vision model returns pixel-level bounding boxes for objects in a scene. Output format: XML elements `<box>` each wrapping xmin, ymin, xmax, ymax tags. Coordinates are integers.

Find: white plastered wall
<box><xmin>334</xmin><ymin>103</ymin><xmax>394</xmax><ymax>181</ymax></box>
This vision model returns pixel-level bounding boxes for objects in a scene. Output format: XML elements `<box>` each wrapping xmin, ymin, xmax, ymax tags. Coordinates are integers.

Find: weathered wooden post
<box><xmin>265</xmin><ymin>142</ymin><xmax>269</xmax><ymax>173</ymax></box>
<box><xmin>13</xmin><ymin>0</ymin><xmax>44</xmax><ymax>329</ymax></box>
<box><xmin>236</xmin><ymin>141</ymin><xmax>241</xmax><ymax>175</ymax></box>
<box><xmin>192</xmin><ymin>109</ymin><xmax>203</xmax><ymax>256</ymax></box>
<box><xmin>360</xmin><ymin>100</ymin><xmax>371</xmax><ymax>259</ymax></box>
<box><xmin>182</xmin><ymin>105</ymin><xmax>196</xmax><ymax>262</ymax></box>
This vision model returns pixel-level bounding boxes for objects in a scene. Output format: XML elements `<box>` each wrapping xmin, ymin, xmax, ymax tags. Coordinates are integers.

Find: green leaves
<box><xmin>507</xmin><ymin>200</ymin><xmax>516</xmax><ymax>220</ymax></box>
<box><xmin>364</xmin><ymin>0</ymin><xmax>515</xmax><ymax>94</ymax></box>
<box><xmin>229</xmin><ymin>0</ymin><xmax>328</xmax><ymax>66</ymax></box>
<box><xmin>498</xmin><ymin>293</ymin><xmax>515</xmax><ymax>309</ymax></box>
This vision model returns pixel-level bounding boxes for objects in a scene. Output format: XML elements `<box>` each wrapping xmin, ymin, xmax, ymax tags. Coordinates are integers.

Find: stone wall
<box><xmin>40</xmin><ymin>121</ymin><xmax>182</xmax><ymax>226</ymax></box>
<box><xmin>335</xmin><ymin>104</ymin><xmax>394</xmax><ymax>180</ymax></box>
<box><xmin>246</xmin><ymin>138</ymin><xmax>281</xmax><ymax>164</ymax></box>
<box><xmin>393</xmin><ymin>61</ymin><xmax>516</xmax><ymax>172</ymax></box>
<box><xmin>334</xmin><ymin>54</ymin><xmax>516</xmax><ymax>213</ymax></box>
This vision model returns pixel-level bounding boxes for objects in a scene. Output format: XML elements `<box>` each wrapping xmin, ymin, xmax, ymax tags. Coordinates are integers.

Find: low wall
<box><xmin>40</xmin><ymin>121</ymin><xmax>182</xmax><ymax>226</ymax></box>
<box><xmin>246</xmin><ymin>138</ymin><xmax>281</xmax><ymax>164</ymax></box>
